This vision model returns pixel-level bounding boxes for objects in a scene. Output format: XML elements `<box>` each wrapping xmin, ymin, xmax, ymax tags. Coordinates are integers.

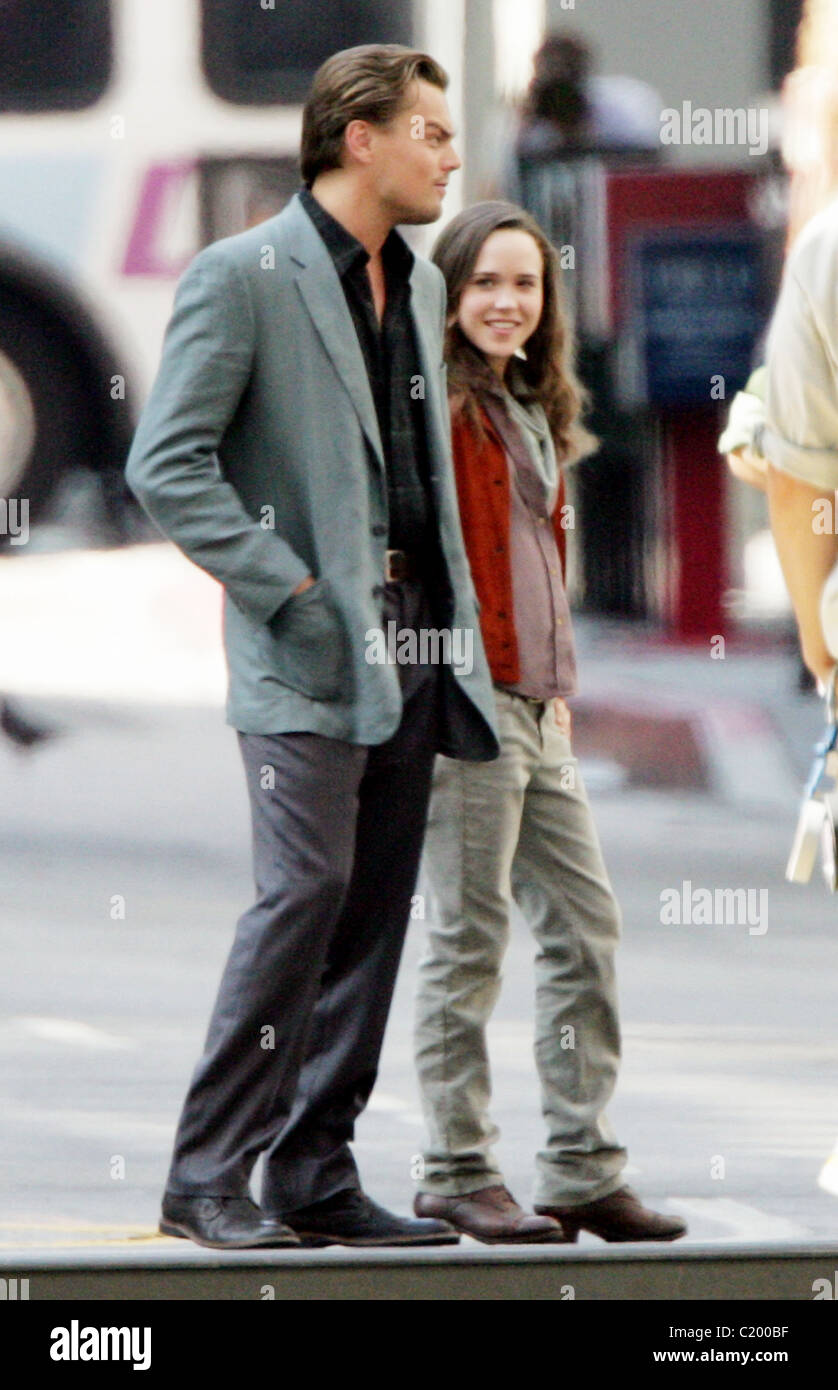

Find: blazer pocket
<box><xmin>262</xmin><ymin>579</ymin><xmax>347</xmax><ymax>702</ymax></box>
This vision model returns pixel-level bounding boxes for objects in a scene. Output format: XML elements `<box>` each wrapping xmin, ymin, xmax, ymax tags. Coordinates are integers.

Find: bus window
<box><xmin>0</xmin><ymin>0</ymin><xmax>112</xmax><ymax>112</ymax></box>
<box><xmin>201</xmin><ymin>0</ymin><xmax>413</xmax><ymax>105</ymax></box>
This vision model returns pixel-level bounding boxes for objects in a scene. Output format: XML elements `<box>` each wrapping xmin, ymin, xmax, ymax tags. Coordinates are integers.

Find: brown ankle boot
<box><xmin>535</xmin><ymin>1186</ymin><xmax>687</xmax><ymax>1243</ymax></box>
<box><xmin>415</xmin><ymin>1185</ymin><xmax>568</xmax><ymax>1244</ymax></box>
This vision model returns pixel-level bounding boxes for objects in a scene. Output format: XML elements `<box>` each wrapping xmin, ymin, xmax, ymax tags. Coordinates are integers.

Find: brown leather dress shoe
<box><xmin>535</xmin><ymin>1186</ymin><xmax>687</xmax><ymax>1243</ymax></box>
<box><xmin>415</xmin><ymin>1185</ymin><xmax>568</xmax><ymax>1244</ymax></box>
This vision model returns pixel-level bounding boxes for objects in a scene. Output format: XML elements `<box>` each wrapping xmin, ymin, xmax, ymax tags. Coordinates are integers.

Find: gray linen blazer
<box><xmin>125</xmin><ymin>192</ymin><xmax>498</xmax><ymax>758</ymax></box>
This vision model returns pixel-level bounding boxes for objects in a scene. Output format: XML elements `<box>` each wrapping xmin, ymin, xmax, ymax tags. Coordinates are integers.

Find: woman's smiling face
<box><xmin>452</xmin><ymin>228</ymin><xmax>544</xmax><ymax>379</ymax></box>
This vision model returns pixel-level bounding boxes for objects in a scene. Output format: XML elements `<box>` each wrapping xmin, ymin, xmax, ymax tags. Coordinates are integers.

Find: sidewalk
<box><xmin>570</xmin><ymin>615</ymin><xmax>822</xmax><ymax>811</ymax></box>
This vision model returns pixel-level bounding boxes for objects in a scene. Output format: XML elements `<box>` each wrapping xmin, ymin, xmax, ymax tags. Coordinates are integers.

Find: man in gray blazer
<box><xmin>125</xmin><ymin>44</ymin><xmax>499</xmax><ymax>1249</ymax></box>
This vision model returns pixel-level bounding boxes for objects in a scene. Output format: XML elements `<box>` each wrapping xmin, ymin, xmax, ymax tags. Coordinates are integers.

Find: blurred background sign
<box><xmin>619</xmin><ymin>226</ymin><xmax>764</xmax><ymax>410</ymax></box>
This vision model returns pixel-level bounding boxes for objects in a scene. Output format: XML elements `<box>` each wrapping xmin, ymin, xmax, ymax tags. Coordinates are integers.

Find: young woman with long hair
<box><xmin>411</xmin><ymin>202</ymin><xmax>687</xmax><ymax>1244</ymax></box>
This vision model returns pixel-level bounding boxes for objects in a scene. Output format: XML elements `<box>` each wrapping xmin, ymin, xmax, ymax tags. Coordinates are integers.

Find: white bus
<box><xmin>0</xmin><ymin>0</ymin><xmax>461</xmax><ymax>534</ymax></box>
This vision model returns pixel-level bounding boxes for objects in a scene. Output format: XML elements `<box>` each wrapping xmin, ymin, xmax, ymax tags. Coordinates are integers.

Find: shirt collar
<box><xmin>298</xmin><ymin>185</ymin><xmax>415</xmax><ymax>282</ymax></box>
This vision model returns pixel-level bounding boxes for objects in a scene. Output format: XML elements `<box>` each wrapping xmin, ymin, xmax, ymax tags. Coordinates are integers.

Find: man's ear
<box><xmin>344</xmin><ymin>118</ymin><xmax>375</xmax><ymax>167</ymax></box>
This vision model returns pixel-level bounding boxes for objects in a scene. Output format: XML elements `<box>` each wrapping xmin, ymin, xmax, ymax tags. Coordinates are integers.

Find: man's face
<box><xmin>365</xmin><ymin>78</ymin><xmax>461</xmax><ymax>225</ymax></box>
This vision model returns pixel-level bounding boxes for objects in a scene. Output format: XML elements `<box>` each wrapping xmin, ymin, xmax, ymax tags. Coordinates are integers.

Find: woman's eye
<box><xmin>472</xmin><ymin>278</ymin><xmax>537</xmax><ymax>289</ymax></box>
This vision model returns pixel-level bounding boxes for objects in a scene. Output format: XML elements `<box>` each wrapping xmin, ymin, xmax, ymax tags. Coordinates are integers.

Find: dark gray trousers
<box><xmin>165</xmin><ymin>582</ymin><xmax>439</xmax><ymax>1213</ymax></box>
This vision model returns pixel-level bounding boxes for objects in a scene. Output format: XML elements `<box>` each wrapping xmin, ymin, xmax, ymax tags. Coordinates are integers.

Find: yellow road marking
<box><xmin>0</xmin><ymin>1235</ymin><xmax>175</xmax><ymax>1249</ymax></box>
<box><xmin>0</xmin><ymin>1222</ymin><xmax>155</xmax><ymax>1233</ymax></box>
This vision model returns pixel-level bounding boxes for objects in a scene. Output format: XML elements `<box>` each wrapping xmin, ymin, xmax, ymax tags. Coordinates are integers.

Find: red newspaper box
<box><xmin>603</xmin><ymin>169</ymin><xmax>766</xmax><ymax>640</ymax></box>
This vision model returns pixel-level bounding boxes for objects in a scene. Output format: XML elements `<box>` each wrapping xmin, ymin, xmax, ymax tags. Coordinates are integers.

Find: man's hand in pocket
<box><xmin>266</xmin><ymin>578</ymin><xmax>345</xmax><ymax>700</ymax></box>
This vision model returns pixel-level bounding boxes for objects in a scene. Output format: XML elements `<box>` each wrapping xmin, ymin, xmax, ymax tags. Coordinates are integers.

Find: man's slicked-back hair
<box><xmin>300</xmin><ymin>44</ymin><xmax>448</xmax><ymax>185</ymax></box>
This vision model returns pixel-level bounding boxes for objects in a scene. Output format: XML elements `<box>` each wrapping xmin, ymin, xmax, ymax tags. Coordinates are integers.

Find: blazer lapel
<box><xmin>284</xmin><ymin>197</ymin><xmax>385</xmax><ymax>471</ymax></box>
<box><xmin>409</xmin><ymin>268</ymin><xmax>447</xmax><ymax>489</ymax></box>
<box><xmin>280</xmin><ymin>195</ymin><xmax>448</xmax><ymax>494</ymax></box>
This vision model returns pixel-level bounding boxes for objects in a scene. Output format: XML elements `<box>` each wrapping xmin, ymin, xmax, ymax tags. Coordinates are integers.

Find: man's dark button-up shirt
<box><xmin>299</xmin><ymin>186</ymin><xmax>432</xmax><ymax>555</ymax></box>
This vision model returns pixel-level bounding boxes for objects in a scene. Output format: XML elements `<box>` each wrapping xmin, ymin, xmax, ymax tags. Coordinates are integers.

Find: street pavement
<box><xmin>2</xmin><ymin>541</ymin><xmax>838</xmax><ymax>1260</ymax></box>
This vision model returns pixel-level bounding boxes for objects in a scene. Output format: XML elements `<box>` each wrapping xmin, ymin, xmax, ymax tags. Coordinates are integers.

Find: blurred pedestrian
<box><xmin>761</xmin><ymin>0</ymin><xmax>838</xmax><ymax>1196</ymax></box>
<box><xmin>125</xmin><ymin>44</ymin><xmax>499</xmax><ymax>1251</ymax></box>
<box><xmin>739</xmin><ymin>0</ymin><xmax>838</xmax><ymax>684</ymax></box>
<box><xmin>411</xmin><ymin>201</ymin><xmax>687</xmax><ymax>1244</ymax></box>
<box><xmin>499</xmin><ymin>31</ymin><xmax>662</xmax><ymax>201</ymax></box>
<box><xmin>764</xmin><ymin>204</ymin><xmax>838</xmax><ymax>687</ymax></box>
<box><xmin>720</xmin><ymin>0</ymin><xmax>838</xmax><ymax>689</ymax></box>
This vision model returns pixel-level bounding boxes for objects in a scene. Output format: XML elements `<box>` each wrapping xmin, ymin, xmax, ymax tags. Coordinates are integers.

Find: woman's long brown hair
<box><xmin>430</xmin><ymin>200</ymin><xmax>591</xmax><ymax>461</ymax></box>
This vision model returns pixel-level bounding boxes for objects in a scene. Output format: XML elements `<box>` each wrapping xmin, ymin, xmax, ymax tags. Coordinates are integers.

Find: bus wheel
<box><xmin>0</xmin><ymin>296</ymin><xmax>93</xmax><ymax>532</ymax></box>
<box><xmin>0</xmin><ymin>346</ymin><xmax>36</xmax><ymax>501</ymax></box>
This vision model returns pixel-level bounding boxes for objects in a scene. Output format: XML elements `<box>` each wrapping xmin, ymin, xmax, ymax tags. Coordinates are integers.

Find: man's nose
<box><xmin>443</xmin><ymin>143</ymin><xmax>462</xmax><ymax>172</ymax></box>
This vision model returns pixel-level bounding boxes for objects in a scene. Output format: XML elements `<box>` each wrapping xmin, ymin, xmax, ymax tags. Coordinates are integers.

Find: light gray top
<box><xmin>765</xmin><ymin>196</ymin><xmax>838</xmax><ymax>492</ymax></box>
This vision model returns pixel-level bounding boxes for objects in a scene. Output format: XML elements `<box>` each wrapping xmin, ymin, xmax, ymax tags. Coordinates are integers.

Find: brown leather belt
<box><xmin>384</xmin><ymin>549</ymin><xmax>418</xmax><ymax>582</ymax></box>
